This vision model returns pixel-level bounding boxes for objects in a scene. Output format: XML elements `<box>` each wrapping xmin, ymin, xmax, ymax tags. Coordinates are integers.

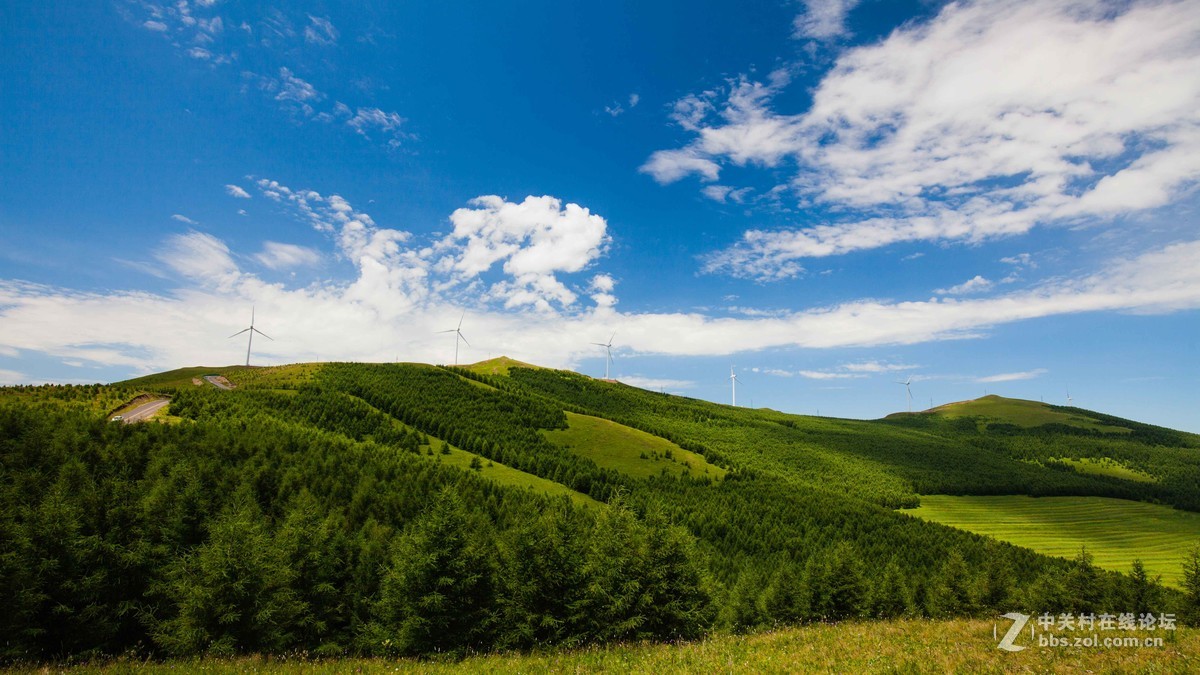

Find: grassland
<box><xmin>27</xmin><ymin>619</ymin><xmax>1198</xmax><ymax>674</ymax></box>
<box><xmin>1056</xmin><ymin>457</ymin><xmax>1158</xmax><ymax>483</ymax></box>
<box><xmin>906</xmin><ymin>495</ymin><xmax>1200</xmax><ymax>587</ymax></box>
<box><xmin>461</xmin><ymin>356</ymin><xmax>540</xmax><ymax>377</ymax></box>
<box><xmin>923</xmin><ymin>395</ymin><xmax>1129</xmax><ymax>433</ymax></box>
<box><xmin>431</xmin><ymin>442</ymin><xmax>598</xmax><ymax>507</ymax></box>
<box><xmin>543</xmin><ymin>411</ymin><xmax>727</xmax><ymax>480</ymax></box>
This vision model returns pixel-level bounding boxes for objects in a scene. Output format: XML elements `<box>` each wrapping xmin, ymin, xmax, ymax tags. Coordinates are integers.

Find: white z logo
<box><xmin>996</xmin><ymin>612</ymin><xmax>1030</xmax><ymax>652</ymax></box>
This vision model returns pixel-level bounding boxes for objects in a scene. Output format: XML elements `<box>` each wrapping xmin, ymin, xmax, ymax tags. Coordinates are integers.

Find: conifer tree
<box><xmin>372</xmin><ymin>488</ymin><xmax>496</xmax><ymax>656</ymax></box>
<box><xmin>1181</xmin><ymin>543</ymin><xmax>1200</xmax><ymax>626</ymax></box>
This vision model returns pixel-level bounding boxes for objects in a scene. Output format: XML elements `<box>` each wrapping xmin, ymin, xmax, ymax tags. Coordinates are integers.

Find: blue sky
<box><xmin>2</xmin><ymin>0</ymin><xmax>1198</xmax><ymax>430</ymax></box>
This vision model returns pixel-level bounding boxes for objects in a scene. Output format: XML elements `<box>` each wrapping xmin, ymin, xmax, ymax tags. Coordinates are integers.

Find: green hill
<box><xmin>2</xmin><ymin>360</ymin><xmax>1199</xmax><ymax>663</ymax></box>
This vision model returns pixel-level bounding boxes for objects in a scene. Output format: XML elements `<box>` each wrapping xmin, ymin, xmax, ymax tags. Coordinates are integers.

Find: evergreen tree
<box><xmin>1125</xmin><ymin>559</ymin><xmax>1162</xmax><ymax>616</ymax></box>
<box><xmin>155</xmin><ymin>495</ymin><xmax>303</xmax><ymax>655</ymax></box>
<box><xmin>371</xmin><ymin>488</ymin><xmax>496</xmax><ymax>656</ymax></box>
<box><xmin>927</xmin><ymin>548</ymin><xmax>979</xmax><ymax>617</ymax></box>
<box><xmin>866</xmin><ymin>560</ymin><xmax>911</xmax><ymax>619</ymax></box>
<box><xmin>762</xmin><ymin>560</ymin><xmax>808</xmax><ymax>625</ymax></box>
<box><xmin>1063</xmin><ymin>547</ymin><xmax>1104</xmax><ymax>614</ymax></box>
<box><xmin>1181</xmin><ymin>543</ymin><xmax>1200</xmax><ymax>627</ymax></box>
<box><xmin>821</xmin><ymin>541</ymin><xmax>866</xmax><ymax>621</ymax></box>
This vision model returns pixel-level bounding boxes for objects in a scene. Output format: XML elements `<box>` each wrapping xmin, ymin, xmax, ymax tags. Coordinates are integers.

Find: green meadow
<box><xmin>543</xmin><ymin>411</ymin><xmax>727</xmax><ymax>480</ymax></box>
<box><xmin>907</xmin><ymin>495</ymin><xmax>1200</xmax><ymax>587</ymax></box>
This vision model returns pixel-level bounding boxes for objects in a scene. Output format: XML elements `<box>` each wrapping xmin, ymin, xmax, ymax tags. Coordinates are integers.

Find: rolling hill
<box><xmin>2</xmin><ymin>359</ymin><xmax>1198</xmax><ymax>663</ymax></box>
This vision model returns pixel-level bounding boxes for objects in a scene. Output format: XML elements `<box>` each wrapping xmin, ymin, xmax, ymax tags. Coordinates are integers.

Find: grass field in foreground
<box><xmin>28</xmin><ymin>619</ymin><xmax>1198</xmax><ymax>674</ymax></box>
<box><xmin>906</xmin><ymin>495</ymin><xmax>1200</xmax><ymax>587</ymax></box>
<box><xmin>544</xmin><ymin>411</ymin><xmax>727</xmax><ymax>480</ymax></box>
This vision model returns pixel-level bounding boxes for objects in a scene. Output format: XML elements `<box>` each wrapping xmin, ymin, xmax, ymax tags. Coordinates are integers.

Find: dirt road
<box><xmin>115</xmin><ymin>397</ymin><xmax>170</xmax><ymax>423</ymax></box>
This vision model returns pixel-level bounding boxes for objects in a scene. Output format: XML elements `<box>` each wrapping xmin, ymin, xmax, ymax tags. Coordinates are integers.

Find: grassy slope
<box><xmin>921</xmin><ymin>395</ymin><xmax>1129</xmax><ymax>433</ymax></box>
<box><xmin>461</xmin><ymin>356</ymin><xmax>541</xmax><ymax>377</ymax></box>
<box><xmin>38</xmin><ymin>620</ymin><xmax>1199</xmax><ymax>673</ymax></box>
<box><xmin>543</xmin><ymin>411</ymin><xmax>727</xmax><ymax>480</ymax></box>
<box><xmin>906</xmin><ymin>495</ymin><xmax>1200</xmax><ymax>587</ymax></box>
<box><xmin>1057</xmin><ymin>457</ymin><xmax>1158</xmax><ymax>483</ymax></box>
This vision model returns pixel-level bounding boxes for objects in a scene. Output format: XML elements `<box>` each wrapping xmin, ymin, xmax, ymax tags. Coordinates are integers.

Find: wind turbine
<box><xmin>730</xmin><ymin>366</ymin><xmax>740</xmax><ymax>407</ymax></box>
<box><xmin>896</xmin><ymin>376</ymin><xmax>913</xmax><ymax>412</ymax></box>
<box><xmin>592</xmin><ymin>332</ymin><xmax>616</xmax><ymax>379</ymax></box>
<box><xmin>229</xmin><ymin>306</ymin><xmax>272</xmax><ymax>367</ymax></box>
<box><xmin>1066</xmin><ymin>388</ymin><xmax>1073</xmax><ymax>405</ymax></box>
<box><xmin>438</xmin><ymin>311</ymin><xmax>470</xmax><ymax>366</ymax></box>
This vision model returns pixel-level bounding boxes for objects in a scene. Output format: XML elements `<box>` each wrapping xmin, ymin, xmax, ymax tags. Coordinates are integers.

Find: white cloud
<box><xmin>2</xmin><ymin>180</ymin><xmax>1199</xmax><ymax>376</ymax></box>
<box><xmin>440</xmin><ymin>195</ymin><xmax>611</xmax><ymax>311</ymax></box>
<box><xmin>936</xmin><ymin>275</ymin><xmax>994</xmax><ymax>296</ymax></box>
<box><xmin>343</xmin><ymin>106</ymin><xmax>408</xmax><ymax>147</ymax></box>
<box><xmin>274</xmin><ymin>67</ymin><xmax>323</xmax><ymax>110</ymax></box>
<box><xmin>143</xmin><ymin>20</ymin><xmax>168</xmax><ymax>31</ymax></box>
<box><xmin>641</xmin><ymin>149</ymin><xmax>721</xmax><ymax>184</ymax></box>
<box><xmin>225</xmin><ymin>184</ymin><xmax>251</xmax><ymax>199</ymax></box>
<box><xmin>1001</xmin><ymin>253</ymin><xmax>1034</xmax><ymax>267</ymax></box>
<box><xmin>794</xmin><ymin>0</ymin><xmax>862</xmax><ymax>40</ymax></box>
<box><xmin>841</xmin><ymin>361</ymin><xmax>917</xmax><ymax>373</ymax></box>
<box><xmin>797</xmin><ymin>370</ymin><xmax>865</xmax><ymax>380</ymax></box>
<box><xmin>255</xmin><ymin>242</ymin><xmax>322</xmax><ymax>270</ymax></box>
<box><xmin>304</xmin><ymin>16</ymin><xmax>339</xmax><ymax>46</ymax></box>
<box><xmin>171</xmin><ymin>214</ymin><xmax>198</xmax><ymax>225</ymax></box>
<box><xmin>977</xmin><ymin>368</ymin><xmax>1048</xmax><ymax>383</ymax></box>
<box><xmin>155</xmin><ymin>231</ymin><xmax>240</xmax><ymax>288</ymax></box>
<box><xmin>0</xmin><ymin>369</ymin><xmax>26</xmax><ymax>385</ymax></box>
<box><xmin>653</xmin><ymin>0</ymin><xmax>1200</xmax><ymax>279</ymax></box>
<box><xmin>188</xmin><ymin>47</ymin><xmax>212</xmax><ymax>60</ymax></box>
<box><xmin>618</xmin><ymin>376</ymin><xmax>695</xmax><ymax>391</ymax></box>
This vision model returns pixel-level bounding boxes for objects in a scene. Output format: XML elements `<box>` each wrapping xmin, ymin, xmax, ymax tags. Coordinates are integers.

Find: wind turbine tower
<box><xmin>592</xmin><ymin>332</ymin><xmax>616</xmax><ymax>379</ymax></box>
<box><xmin>438</xmin><ymin>312</ymin><xmax>470</xmax><ymax>366</ymax></box>
<box><xmin>229</xmin><ymin>306</ymin><xmax>273</xmax><ymax>367</ymax></box>
<box><xmin>730</xmin><ymin>366</ymin><xmax>740</xmax><ymax>407</ymax></box>
<box><xmin>1066</xmin><ymin>388</ymin><xmax>1073</xmax><ymax>405</ymax></box>
<box><xmin>896</xmin><ymin>376</ymin><xmax>913</xmax><ymax>413</ymax></box>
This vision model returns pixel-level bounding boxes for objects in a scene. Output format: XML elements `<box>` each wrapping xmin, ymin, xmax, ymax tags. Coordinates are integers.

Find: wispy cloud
<box><xmin>171</xmin><ymin>214</ymin><xmax>198</xmax><ymax>225</ymax></box>
<box><xmin>794</xmin><ymin>0</ymin><xmax>862</xmax><ymax>40</ymax></box>
<box><xmin>648</xmin><ymin>0</ymin><xmax>1200</xmax><ymax>280</ymax></box>
<box><xmin>225</xmin><ymin>184</ymin><xmax>251</xmax><ymax>199</ymax></box>
<box><xmin>255</xmin><ymin>242</ymin><xmax>322</xmax><ymax>270</ymax></box>
<box><xmin>618</xmin><ymin>376</ymin><xmax>695</xmax><ymax>391</ymax></box>
<box><xmin>977</xmin><ymin>368</ymin><xmax>1048</xmax><ymax>383</ymax></box>
<box><xmin>936</xmin><ymin>275</ymin><xmax>994</xmax><ymax>296</ymax></box>
<box><xmin>303</xmin><ymin>16</ymin><xmax>338</xmax><ymax>46</ymax></box>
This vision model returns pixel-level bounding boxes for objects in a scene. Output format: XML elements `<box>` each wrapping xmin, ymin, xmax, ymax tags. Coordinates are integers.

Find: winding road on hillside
<box><xmin>116</xmin><ymin>397</ymin><xmax>170</xmax><ymax>423</ymax></box>
<box><xmin>204</xmin><ymin>375</ymin><xmax>234</xmax><ymax>390</ymax></box>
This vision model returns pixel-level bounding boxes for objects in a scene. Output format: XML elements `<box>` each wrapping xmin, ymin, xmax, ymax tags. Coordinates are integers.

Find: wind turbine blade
<box><xmin>591</xmin><ymin>342</ymin><xmax>608</xmax><ymax>347</ymax></box>
<box><xmin>229</xmin><ymin>328</ymin><xmax>250</xmax><ymax>338</ymax></box>
<box><xmin>608</xmin><ymin>331</ymin><xmax>616</xmax><ymax>345</ymax></box>
<box><xmin>457</xmin><ymin>310</ymin><xmax>466</xmax><ymax>330</ymax></box>
<box><xmin>437</xmin><ymin>329</ymin><xmax>458</xmax><ymax>334</ymax></box>
<box><xmin>252</xmin><ymin>328</ymin><xmax>274</xmax><ymax>341</ymax></box>
<box><xmin>458</xmin><ymin>332</ymin><xmax>470</xmax><ymax>347</ymax></box>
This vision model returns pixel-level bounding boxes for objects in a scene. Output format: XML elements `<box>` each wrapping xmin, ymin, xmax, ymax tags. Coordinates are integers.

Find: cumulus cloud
<box><xmin>936</xmin><ymin>275</ymin><xmax>994</xmax><ymax>296</ymax></box>
<box><xmin>225</xmin><ymin>184</ymin><xmax>251</xmax><ymax>199</ymax></box>
<box><xmin>654</xmin><ymin>0</ymin><xmax>1200</xmax><ymax>280</ymax></box>
<box><xmin>440</xmin><ymin>195</ymin><xmax>611</xmax><ymax>311</ymax></box>
<box><xmin>977</xmin><ymin>368</ymin><xmax>1048</xmax><ymax>383</ymax></box>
